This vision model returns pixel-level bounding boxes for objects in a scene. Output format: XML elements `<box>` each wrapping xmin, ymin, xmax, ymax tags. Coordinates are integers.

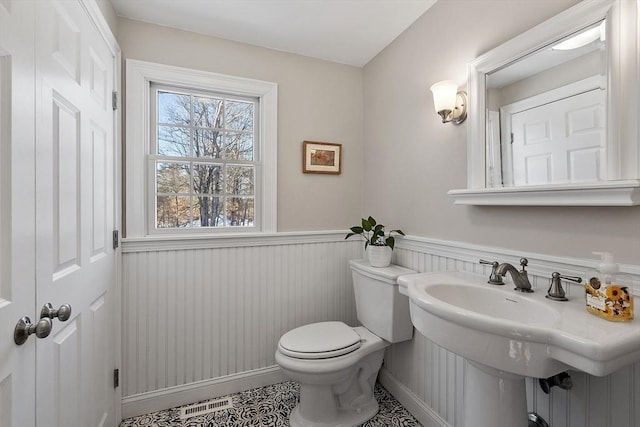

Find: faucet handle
<box><xmin>519</xmin><ymin>258</ymin><xmax>529</xmax><ymax>280</ymax></box>
<box><xmin>479</xmin><ymin>259</ymin><xmax>505</xmax><ymax>285</ymax></box>
<box><xmin>546</xmin><ymin>272</ymin><xmax>582</xmax><ymax>301</ymax></box>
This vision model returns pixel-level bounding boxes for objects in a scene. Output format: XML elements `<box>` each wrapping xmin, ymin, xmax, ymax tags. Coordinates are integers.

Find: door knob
<box><xmin>40</xmin><ymin>303</ymin><xmax>72</xmax><ymax>321</ymax></box>
<box><xmin>14</xmin><ymin>316</ymin><xmax>53</xmax><ymax>345</ymax></box>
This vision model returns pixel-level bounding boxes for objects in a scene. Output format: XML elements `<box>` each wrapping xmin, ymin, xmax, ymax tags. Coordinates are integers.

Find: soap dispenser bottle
<box><xmin>585</xmin><ymin>252</ymin><xmax>634</xmax><ymax>321</ymax></box>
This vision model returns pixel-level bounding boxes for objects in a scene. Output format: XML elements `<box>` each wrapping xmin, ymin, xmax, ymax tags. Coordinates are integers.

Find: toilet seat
<box><xmin>278</xmin><ymin>321</ymin><xmax>362</xmax><ymax>360</ymax></box>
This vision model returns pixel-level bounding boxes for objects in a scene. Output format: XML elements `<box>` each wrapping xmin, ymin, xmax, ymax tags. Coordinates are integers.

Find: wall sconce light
<box><xmin>430</xmin><ymin>80</ymin><xmax>467</xmax><ymax>125</ymax></box>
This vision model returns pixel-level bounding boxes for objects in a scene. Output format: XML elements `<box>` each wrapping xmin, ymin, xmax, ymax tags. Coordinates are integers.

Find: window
<box><xmin>125</xmin><ymin>60</ymin><xmax>277</xmax><ymax>238</ymax></box>
<box><xmin>151</xmin><ymin>85</ymin><xmax>258</xmax><ymax>230</ymax></box>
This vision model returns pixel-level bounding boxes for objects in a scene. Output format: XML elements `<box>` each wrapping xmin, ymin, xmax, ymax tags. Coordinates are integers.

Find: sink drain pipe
<box><xmin>528</xmin><ymin>371</ymin><xmax>573</xmax><ymax>426</ymax></box>
<box><xmin>539</xmin><ymin>371</ymin><xmax>573</xmax><ymax>394</ymax></box>
<box><xmin>528</xmin><ymin>412</ymin><xmax>550</xmax><ymax>427</ymax></box>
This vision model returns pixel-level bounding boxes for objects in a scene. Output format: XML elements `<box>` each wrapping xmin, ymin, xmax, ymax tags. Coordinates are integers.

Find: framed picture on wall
<box><xmin>303</xmin><ymin>141</ymin><xmax>342</xmax><ymax>175</ymax></box>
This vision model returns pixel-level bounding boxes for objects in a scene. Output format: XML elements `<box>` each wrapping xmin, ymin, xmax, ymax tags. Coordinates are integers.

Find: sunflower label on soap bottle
<box><xmin>585</xmin><ymin>252</ymin><xmax>634</xmax><ymax>322</ymax></box>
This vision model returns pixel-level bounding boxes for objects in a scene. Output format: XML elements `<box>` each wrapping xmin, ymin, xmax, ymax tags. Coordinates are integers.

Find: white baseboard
<box><xmin>121</xmin><ymin>365</ymin><xmax>288</xmax><ymax>420</ymax></box>
<box><xmin>378</xmin><ymin>367</ymin><xmax>451</xmax><ymax>427</ymax></box>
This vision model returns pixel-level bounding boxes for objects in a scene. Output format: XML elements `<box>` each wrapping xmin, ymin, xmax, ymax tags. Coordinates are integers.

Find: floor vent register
<box><xmin>179</xmin><ymin>397</ymin><xmax>234</xmax><ymax>419</ymax></box>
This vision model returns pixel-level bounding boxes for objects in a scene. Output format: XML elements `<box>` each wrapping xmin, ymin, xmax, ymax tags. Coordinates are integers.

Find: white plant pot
<box><xmin>367</xmin><ymin>245</ymin><xmax>392</xmax><ymax>267</ymax></box>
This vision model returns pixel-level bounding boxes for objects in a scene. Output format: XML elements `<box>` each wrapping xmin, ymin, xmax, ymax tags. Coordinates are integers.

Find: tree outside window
<box><xmin>153</xmin><ymin>87</ymin><xmax>257</xmax><ymax>229</ymax></box>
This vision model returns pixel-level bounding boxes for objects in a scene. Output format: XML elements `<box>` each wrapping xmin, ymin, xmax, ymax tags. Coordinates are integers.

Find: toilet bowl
<box><xmin>275</xmin><ymin>259</ymin><xmax>416</xmax><ymax>427</ymax></box>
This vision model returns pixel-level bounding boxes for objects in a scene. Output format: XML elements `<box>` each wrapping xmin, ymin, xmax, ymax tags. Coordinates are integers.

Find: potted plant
<box><xmin>345</xmin><ymin>216</ymin><xmax>405</xmax><ymax>267</ymax></box>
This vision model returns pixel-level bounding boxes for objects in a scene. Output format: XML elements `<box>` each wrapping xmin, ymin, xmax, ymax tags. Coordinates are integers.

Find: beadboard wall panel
<box><xmin>122</xmin><ymin>233</ymin><xmax>640</xmax><ymax>426</ymax></box>
<box><xmin>121</xmin><ymin>234</ymin><xmax>362</xmax><ymax>398</ymax></box>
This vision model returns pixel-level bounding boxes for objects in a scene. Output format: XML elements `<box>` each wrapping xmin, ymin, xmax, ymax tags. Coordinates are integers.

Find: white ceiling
<box><xmin>109</xmin><ymin>0</ymin><xmax>437</xmax><ymax>67</ymax></box>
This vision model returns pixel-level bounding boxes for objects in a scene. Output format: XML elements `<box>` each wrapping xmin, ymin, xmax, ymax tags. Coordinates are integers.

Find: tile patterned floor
<box><xmin>120</xmin><ymin>381</ymin><xmax>422</xmax><ymax>427</ymax></box>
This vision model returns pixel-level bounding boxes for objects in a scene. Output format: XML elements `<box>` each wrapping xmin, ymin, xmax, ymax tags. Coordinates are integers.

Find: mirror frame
<box><xmin>450</xmin><ymin>0</ymin><xmax>640</xmax><ymax>206</ymax></box>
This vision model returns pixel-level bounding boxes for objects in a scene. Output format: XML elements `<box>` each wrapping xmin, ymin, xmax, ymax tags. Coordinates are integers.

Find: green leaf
<box><xmin>348</xmin><ymin>216</ymin><xmax>403</xmax><ymax>250</ymax></box>
<box><xmin>386</xmin><ymin>236</ymin><xmax>395</xmax><ymax>249</ymax></box>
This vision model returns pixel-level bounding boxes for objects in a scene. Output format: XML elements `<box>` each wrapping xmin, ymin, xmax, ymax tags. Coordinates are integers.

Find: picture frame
<box><xmin>303</xmin><ymin>141</ymin><xmax>342</xmax><ymax>175</ymax></box>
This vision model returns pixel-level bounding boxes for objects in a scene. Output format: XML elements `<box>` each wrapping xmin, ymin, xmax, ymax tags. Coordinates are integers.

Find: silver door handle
<box><xmin>14</xmin><ymin>316</ymin><xmax>53</xmax><ymax>345</ymax></box>
<box><xmin>40</xmin><ymin>303</ymin><xmax>72</xmax><ymax>321</ymax></box>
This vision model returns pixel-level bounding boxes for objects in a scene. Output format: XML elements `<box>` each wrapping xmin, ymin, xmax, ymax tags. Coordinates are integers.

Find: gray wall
<box><xmin>116</xmin><ymin>17</ymin><xmax>364</xmax><ymax>233</ymax></box>
<box><xmin>363</xmin><ymin>0</ymin><xmax>640</xmax><ymax>264</ymax></box>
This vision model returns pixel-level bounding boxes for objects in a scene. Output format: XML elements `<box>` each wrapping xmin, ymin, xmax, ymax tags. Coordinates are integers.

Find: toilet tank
<box><xmin>349</xmin><ymin>259</ymin><xmax>416</xmax><ymax>343</ymax></box>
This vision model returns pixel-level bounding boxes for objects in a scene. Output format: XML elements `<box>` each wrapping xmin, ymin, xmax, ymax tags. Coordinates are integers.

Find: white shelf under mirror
<box><xmin>449</xmin><ymin>180</ymin><xmax>640</xmax><ymax>206</ymax></box>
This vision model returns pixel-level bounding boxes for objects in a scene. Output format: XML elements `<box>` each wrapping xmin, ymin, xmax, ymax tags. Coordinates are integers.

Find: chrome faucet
<box><xmin>496</xmin><ymin>258</ymin><xmax>533</xmax><ymax>293</ymax></box>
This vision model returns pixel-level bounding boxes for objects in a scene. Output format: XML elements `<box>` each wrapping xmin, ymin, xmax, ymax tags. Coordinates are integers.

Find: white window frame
<box><xmin>125</xmin><ymin>59</ymin><xmax>277</xmax><ymax>238</ymax></box>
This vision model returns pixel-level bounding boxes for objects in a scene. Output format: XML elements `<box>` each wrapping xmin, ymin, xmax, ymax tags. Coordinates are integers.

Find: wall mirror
<box><xmin>450</xmin><ymin>0</ymin><xmax>640</xmax><ymax>206</ymax></box>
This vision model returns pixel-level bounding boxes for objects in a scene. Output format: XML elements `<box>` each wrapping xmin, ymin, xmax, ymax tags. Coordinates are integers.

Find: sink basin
<box><xmin>398</xmin><ymin>271</ymin><xmax>640</xmax><ymax>378</ymax></box>
<box><xmin>398</xmin><ymin>271</ymin><xmax>640</xmax><ymax>427</ymax></box>
<box><xmin>424</xmin><ymin>283</ymin><xmax>559</xmax><ymax>325</ymax></box>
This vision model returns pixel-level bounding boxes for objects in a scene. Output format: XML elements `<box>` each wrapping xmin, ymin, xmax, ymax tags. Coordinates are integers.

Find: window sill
<box><xmin>121</xmin><ymin>230</ymin><xmax>350</xmax><ymax>252</ymax></box>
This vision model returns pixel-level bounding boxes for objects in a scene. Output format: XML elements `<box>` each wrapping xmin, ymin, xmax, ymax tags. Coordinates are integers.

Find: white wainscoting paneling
<box><xmin>121</xmin><ymin>232</ymin><xmax>640</xmax><ymax>426</ymax></box>
<box><xmin>121</xmin><ymin>232</ymin><xmax>362</xmax><ymax>400</ymax></box>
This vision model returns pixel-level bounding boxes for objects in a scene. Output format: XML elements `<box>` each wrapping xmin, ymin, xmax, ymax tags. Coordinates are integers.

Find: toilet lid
<box><xmin>278</xmin><ymin>321</ymin><xmax>362</xmax><ymax>359</ymax></box>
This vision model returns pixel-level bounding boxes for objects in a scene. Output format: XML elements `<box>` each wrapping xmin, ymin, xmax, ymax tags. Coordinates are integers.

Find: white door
<box><xmin>0</xmin><ymin>1</ymin><xmax>119</xmax><ymax>426</ymax></box>
<box><xmin>34</xmin><ymin>0</ymin><xmax>118</xmax><ymax>426</ymax></box>
<box><xmin>510</xmin><ymin>89</ymin><xmax>606</xmax><ymax>186</ymax></box>
<box><xmin>0</xmin><ymin>1</ymin><xmax>37</xmax><ymax>425</ymax></box>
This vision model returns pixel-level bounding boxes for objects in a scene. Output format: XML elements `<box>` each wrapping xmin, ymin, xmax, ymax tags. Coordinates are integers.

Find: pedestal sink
<box><xmin>397</xmin><ymin>271</ymin><xmax>640</xmax><ymax>427</ymax></box>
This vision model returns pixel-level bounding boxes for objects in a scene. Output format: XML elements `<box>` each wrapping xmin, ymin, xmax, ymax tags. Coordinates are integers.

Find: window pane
<box><xmin>158</xmin><ymin>126</ymin><xmax>190</xmax><ymax>157</ymax></box>
<box><xmin>225</xmin><ymin>132</ymin><xmax>254</xmax><ymax>160</ymax></box>
<box><xmin>193</xmin><ymin>163</ymin><xmax>223</xmax><ymax>195</ymax></box>
<box><xmin>225</xmin><ymin>100</ymin><xmax>253</xmax><ymax>131</ymax></box>
<box><xmin>227</xmin><ymin>166</ymin><xmax>254</xmax><ymax>195</ymax></box>
<box><xmin>156</xmin><ymin>162</ymin><xmax>190</xmax><ymax>194</ymax></box>
<box><xmin>151</xmin><ymin>84</ymin><xmax>260</xmax><ymax>232</ymax></box>
<box><xmin>193</xmin><ymin>96</ymin><xmax>223</xmax><ymax>128</ymax></box>
<box><xmin>226</xmin><ymin>197</ymin><xmax>254</xmax><ymax>226</ymax></box>
<box><xmin>193</xmin><ymin>129</ymin><xmax>223</xmax><ymax>158</ymax></box>
<box><xmin>156</xmin><ymin>195</ymin><xmax>191</xmax><ymax>228</ymax></box>
<box><xmin>194</xmin><ymin>196</ymin><xmax>224</xmax><ymax>227</ymax></box>
<box><xmin>158</xmin><ymin>91</ymin><xmax>190</xmax><ymax>125</ymax></box>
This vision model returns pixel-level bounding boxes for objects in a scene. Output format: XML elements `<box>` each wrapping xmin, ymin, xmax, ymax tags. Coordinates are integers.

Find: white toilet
<box><xmin>275</xmin><ymin>259</ymin><xmax>416</xmax><ymax>427</ymax></box>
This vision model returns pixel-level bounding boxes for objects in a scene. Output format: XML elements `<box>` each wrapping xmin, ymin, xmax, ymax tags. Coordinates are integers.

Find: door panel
<box><xmin>52</xmin><ymin>93</ymin><xmax>82</xmax><ymax>275</ymax></box>
<box><xmin>0</xmin><ymin>0</ymin><xmax>36</xmax><ymax>425</ymax></box>
<box><xmin>51</xmin><ymin>319</ymin><xmax>82</xmax><ymax>426</ymax></box>
<box><xmin>35</xmin><ymin>0</ymin><xmax>116</xmax><ymax>426</ymax></box>
<box><xmin>89</xmin><ymin>295</ymin><xmax>110</xmax><ymax>426</ymax></box>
